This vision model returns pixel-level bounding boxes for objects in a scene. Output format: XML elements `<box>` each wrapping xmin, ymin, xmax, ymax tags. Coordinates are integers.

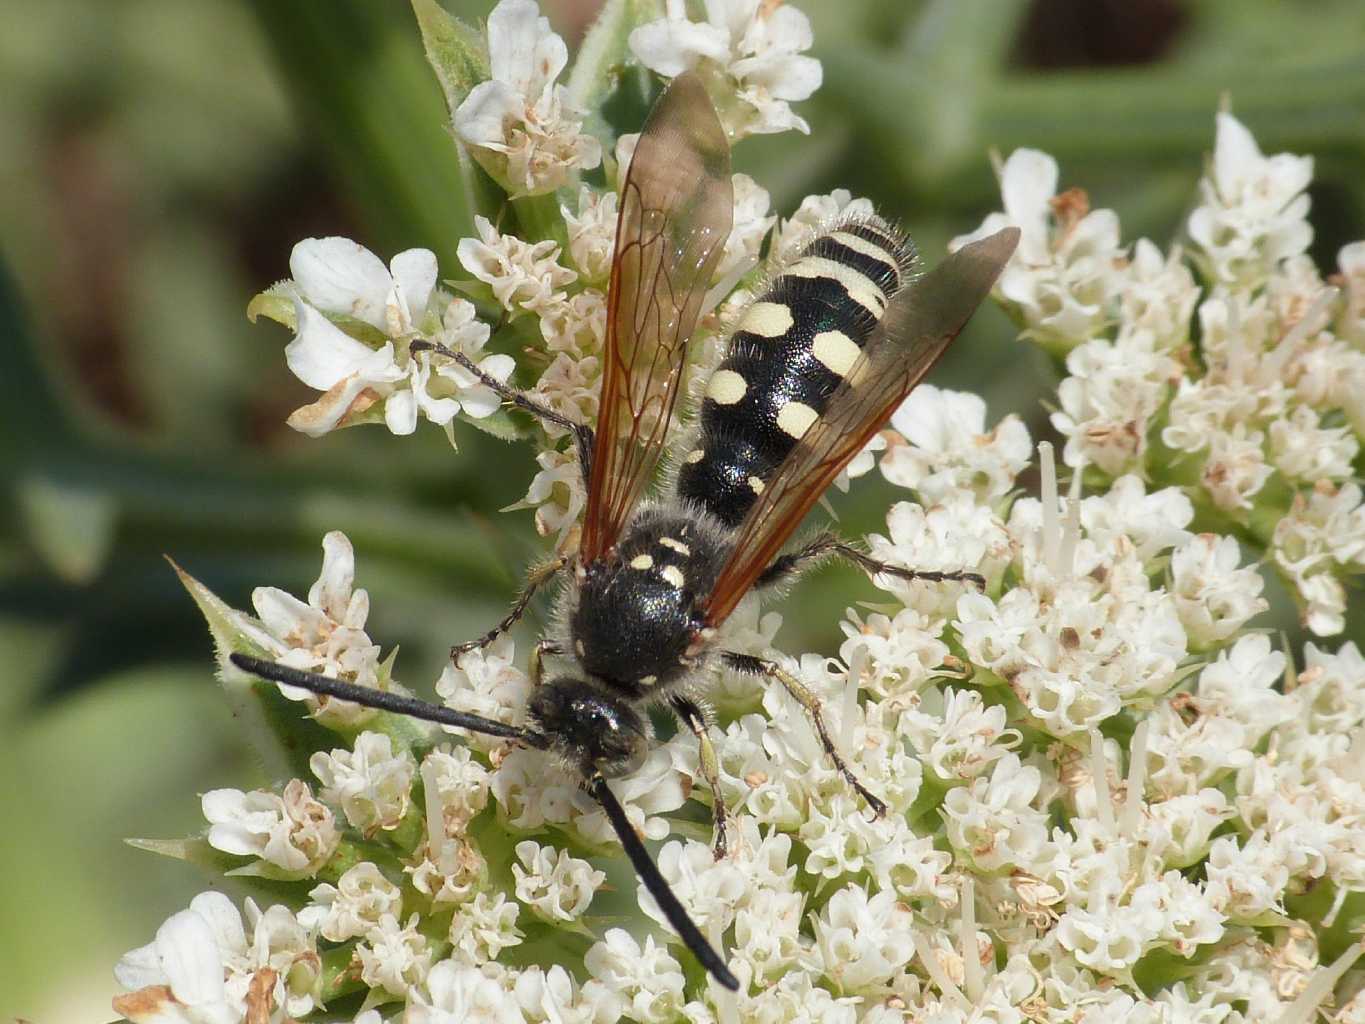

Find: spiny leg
<box><xmin>411</xmin><ymin>338</ymin><xmax>595</xmax><ymax>486</ymax></box>
<box><xmin>754</xmin><ymin>530</ymin><xmax>985</xmax><ymax>591</ymax></box>
<box><xmin>670</xmin><ymin>696</ymin><xmax>729</xmax><ymax>860</ymax></box>
<box><xmin>452</xmin><ymin>554</ymin><xmax>569</xmax><ymax>658</ymax></box>
<box><xmin>722</xmin><ymin>652</ymin><xmax>887</xmax><ymax>818</ymax></box>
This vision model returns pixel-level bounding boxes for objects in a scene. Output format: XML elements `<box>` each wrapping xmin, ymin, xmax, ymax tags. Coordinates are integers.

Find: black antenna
<box><xmin>229</xmin><ymin>653</ymin><xmax>551</xmax><ymax>748</ymax></box>
<box><xmin>589</xmin><ymin>774</ymin><xmax>740</xmax><ymax>991</ymax></box>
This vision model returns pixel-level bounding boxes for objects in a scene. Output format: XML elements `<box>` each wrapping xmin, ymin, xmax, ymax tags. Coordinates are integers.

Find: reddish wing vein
<box><xmin>581</xmin><ymin>74</ymin><xmax>733</xmax><ymax>562</ymax></box>
<box><xmin>700</xmin><ymin>227</ymin><xmax>1021</xmax><ymax>627</ymax></box>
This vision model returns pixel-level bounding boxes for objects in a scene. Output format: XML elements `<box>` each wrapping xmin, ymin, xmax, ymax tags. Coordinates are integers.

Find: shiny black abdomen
<box><xmin>676</xmin><ymin>219</ymin><xmax>915</xmax><ymax>527</ymax></box>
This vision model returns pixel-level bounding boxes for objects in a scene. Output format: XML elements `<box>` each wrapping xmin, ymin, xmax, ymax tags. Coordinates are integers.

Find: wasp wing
<box><xmin>699</xmin><ymin>227</ymin><xmax>1021</xmax><ymax>627</ymax></box>
<box><xmin>580</xmin><ymin>73</ymin><xmax>733</xmax><ymax>562</ymax></box>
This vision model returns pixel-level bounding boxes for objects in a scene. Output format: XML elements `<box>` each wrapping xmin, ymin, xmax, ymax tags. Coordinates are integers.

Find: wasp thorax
<box><xmin>527</xmin><ymin>677</ymin><xmax>650</xmax><ymax>778</ymax></box>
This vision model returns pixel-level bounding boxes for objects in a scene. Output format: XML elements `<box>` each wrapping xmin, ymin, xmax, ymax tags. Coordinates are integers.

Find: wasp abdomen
<box><xmin>677</xmin><ymin>217</ymin><xmax>916</xmax><ymax>527</ymax></box>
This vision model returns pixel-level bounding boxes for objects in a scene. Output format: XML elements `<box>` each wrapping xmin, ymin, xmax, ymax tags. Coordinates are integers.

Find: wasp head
<box><xmin>527</xmin><ymin>677</ymin><xmax>650</xmax><ymax>778</ymax></box>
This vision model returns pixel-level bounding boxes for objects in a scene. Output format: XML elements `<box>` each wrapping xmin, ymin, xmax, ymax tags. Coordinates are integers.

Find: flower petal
<box><xmin>155</xmin><ymin>908</ymin><xmax>226</xmax><ymax>1006</ymax></box>
<box><xmin>285</xmin><ymin>300</ymin><xmax>391</xmax><ymax>391</ymax></box>
<box><xmin>390</xmin><ymin>248</ymin><xmax>438</xmax><ymax>321</ymax></box>
<box><xmin>289</xmin><ymin>237</ymin><xmax>392</xmax><ymax>330</ymax></box>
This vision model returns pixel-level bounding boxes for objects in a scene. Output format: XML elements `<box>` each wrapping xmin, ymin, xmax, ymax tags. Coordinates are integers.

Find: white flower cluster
<box><xmin>124</xmin><ymin>1</ymin><xmax>1365</xmax><ymax>1021</ymax></box>
<box><xmin>955</xmin><ymin>112</ymin><xmax>1365</xmax><ymax>637</ymax></box>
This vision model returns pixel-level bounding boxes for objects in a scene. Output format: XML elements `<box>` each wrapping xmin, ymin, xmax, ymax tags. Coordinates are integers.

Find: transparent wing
<box><xmin>580</xmin><ymin>73</ymin><xmax>733</xmax><ymax>562</ymax></box>
<box><xmin>700</xmin><ymin>227</ymin><xmax>1020</xmax><ymax>626</ymax></box>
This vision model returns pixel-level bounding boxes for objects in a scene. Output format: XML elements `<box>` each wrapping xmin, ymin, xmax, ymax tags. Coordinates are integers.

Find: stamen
<box><xmin>1040</xmin><ymin>442</ymin><xmax>1059</xmax><ymax>572</ymax></box>
<box><xmin>960</xmin><ymin>876</ymin><xmax>984</xmax><ymax>1003</ymax></box>
<box><xmin>1119</xmin><ymin>720</ymin><xmax>1149</xmax><ymax>838</ymax></box>
<box><xmin>1089</xmin><ymin>729</ymin><xmax>1115</xmax><ymax>835</ymax></box>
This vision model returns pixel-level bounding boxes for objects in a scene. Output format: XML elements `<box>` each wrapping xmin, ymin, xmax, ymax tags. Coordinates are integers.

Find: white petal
<box><xmin>487</xmin><ymin>0</ymin><xmax>547</xmax><ymax>92</ymax></box>
<box><xmin>114</xmin><ymin>940</ymin><xmax>167</xmax><ymax>991</ymax></box>
<box><xmin>188</xmin><ymin>891</ymin><xmax>247</xmax><ymax>956</ymax></box>
<box><xmin>1211</xmin><ymin>112</ymin><xmax>1262</xmax><ymax>195</ymax></box>
<box><xmin>252</xmin><ymin>585</ymin><xmax>327</xmax><ymax>643</ymax></box>
<box><xmin>999</xmin><ymin>149</ymin><xmax>1059</xmax><ymax>256</ymax></box>
<box><xmin>155</xmin><ymin>909</ymin><xmax>226</xmax><ymax>1006</ymax></box>
<box><xmin>285</xmin><ymin>299</ymin><xmax>389</xmax><ymax>391</ymax></box>
<box><xmin>628</xmin><ymin>20</ymin><xmax>730</xmax><ymax>76</ymax></box>
<box><xmin>384</xmin><ymin>388</ymin><xmax>418</xmax><ymax>435</ymax></box>
<box><xmin>455</xmin><ymin>80</ymin><xmax>522</xmax><ymax>149</ymax></box>
<box><xmin>289</xmin><ymin>237</ymin><xmax>392</xmax><ymax>330</ymax></box>
<box><xmin>390</xmin><ymin>248</ymin><xmax>438</xmax><ymax>322</ymax></box>
<box><xmin>309</xmin><ymin>531</ymin><xmax>356</xmax><ymax>617</ymax></box>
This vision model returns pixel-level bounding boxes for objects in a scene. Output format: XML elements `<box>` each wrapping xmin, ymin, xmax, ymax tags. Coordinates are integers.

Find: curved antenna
<box><xmin>588</xmin><ymin>773</ymin><xmax>740</xmax><ymax>991</ymax></box>
<box><xmin>229</xmin><ymin>654</ymin><xmax>551</xmax><ymax>748</ymax></box>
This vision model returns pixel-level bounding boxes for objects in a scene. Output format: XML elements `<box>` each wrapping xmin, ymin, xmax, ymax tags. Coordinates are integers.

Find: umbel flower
<box><xmin>121</xmin><ymin>1</ymin><xmax>1365</xmax><ymax>1022</ymax></box>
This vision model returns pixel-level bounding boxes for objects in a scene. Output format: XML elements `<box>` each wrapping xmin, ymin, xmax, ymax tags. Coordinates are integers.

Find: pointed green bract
<box><xmin>411</xmin><ymin>0</ymin><xmax>489</xmax><ymax>119</ymax></box>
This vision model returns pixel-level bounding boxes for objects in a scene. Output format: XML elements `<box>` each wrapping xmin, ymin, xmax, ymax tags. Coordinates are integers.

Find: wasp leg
<box><xmin>529</xmin><ymin>640</ymin><xmax>563</xmax><ymax>687</ymax></box>
<box><xmin>754</xmin><ymin>530</ymin><xmax>985</xmax><ymax>591</ymax></box>
<box><xmin>411</xmin><ymin>339</ymin><xmax>595</xmax><ymax>486</ymax></box>
<box><xmin>722</xmin><ymin>652</ymin><xmax>886</xmax><ymax>818</ymax></box>
<box><xmin>670</xmin><ymin>695</ymin><xmax>729</xmax><ymax>859</ymax></box>
<box><xmin>452</xmin><ymin>555</ymin><xmax>569</xmax><ymax>659</ymax></box>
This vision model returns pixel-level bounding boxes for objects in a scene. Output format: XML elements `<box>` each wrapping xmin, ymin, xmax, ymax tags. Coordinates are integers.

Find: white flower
<box><xmin>539</xmin><ymin>287</ymin><xmax>607</xmax><ymax>358</ymax></box>
<box><xmin>531</xmin><ymin>351</ymin><xmax>601</xmax><ymax>440</ymax></box>
<box><xmin>584</xmin><ymin>929</ymin><xmax>687</xmax><ymax>1024</ymax></box>
<box><xmin>951</xmin><ymin>148</ymin><xmax>1124</xmax><ymax>352</ymax></box>
<box><xmin>114</xmin><ymin>892</ymin><xmax>320</xmax><ymax>1024</ymax></box>
<box><xmin>629</xmin><ymin>0</ymin><xmax>822</xmax><ymax>139</ymax></box>
<box><xmin>448</xmin><ymin>891</ymin><xmax>524</xmax><ymax>963</ymax></box>
<box><xmin>283</xmin><ymin>238</ymin><xmax>446</xmax><ymax>437</ymax></box>
<box><xmin>1188</xmin><ymin>111</ymin><xmax>1313</xmax><ymax>289</ymax></box>
<box><xmin>1272</xmin><ymin>481</ymin><xmax>1365</xmax><ymax>635</ymax></box>
<box><xmin>838</xmin><ymin>606</ymin><xmax>948</xmax><ymax>703</ymax></box>
<box><xmin>881</xmin><ymin>384</ymin><xmax>1032</xmax><ymax>501</ymax></box>
<box><xmin>1205</xmin><ymin>831</ymin><xmax>1293</xmax><ymax>919</ymax></box>
<box><xmin>298</xmin><ymin>861</ymin><xmax>402</xmax><ymax>942</ymax></box>
<box><xmin>453</xmin><ymin>0</ymin><xmax>600</xmax><ymax>195</ymax></box>
<box><xmin>865</xmin><ymin>494</ymin><xmax>1012</xmax><ymax>619</ymax></box>
<box><xmin>310</xmin><ymin>731</ymin><xmax>416</xmax><ymax>835</ymax></box>
<box><xmin>1118</xmin><ymin>238</ymin><xmax>1199</xmax><ymax>348</ymax></box>
<box><xmin>1169</xmin><ymin>533</ymin><xmax>1268</xmax><ymax>648</ymax></box>
<box><xmin>201</xmin><ymin>779</ymin><xmax>338</xmax><ymax>875</ymax></box>
<box><xmin>433</xmin><ymin>634</ymin><xmax>533</xmax><ymax>752</ymax></box>
<box><xmin>1268</xmin><ymin>403</ymin><xmax>1359</xmax><ymax>483</ymax></box>
<box><xmin>942</xmin><ymin>753</ymin><xmax>1054</xmax><ymax>874</ymax></box>
<box><xmin>813</xmin><ymin>884</ymin><xmax>916</xmax><ymax>994</ymax></box>
<box><xmin>505</xmin><ymin>447</ymin><xmax>588</xmax><ymax>544</ymax></box>
<box><xmin>457</xmin><ymin>214</ymin><xmax>576</xmax><ymax>315</ymax></box>
<box><xmin>514</xmin><ymin>964</ymin><xmax>623</xmax><ymax>1024</ymax></box>
<box><xmin>1051</xmin><ymin>332</ymin><xmax>1179</xmax><ymax>476</ymax></box>
<box><xmin>356</xmin><ymin>913</ymin><xmax>431</xmax><ymax>996</ymax></box>
<box><xmin>562</xmin><ymin>186</ymin><xmax>618</xmax><ymax>283</ymax></box>
<box><xmin>512</xmin><ymin>839</ymin><xmax>605</xmax><ymax>922</ymax></box>
<box><xmin>408</xmin><ymin>960</ymin><xmax>520</xmax><ymax>1024</ymax></box>
<box><xmin>1200</xmin><ymin>424</ymin><xmax>1274</xmax><ymax>513</ymax></box>
<box><xmin>250</xmin><ymin>530</ymin><xmax>382</xmax><ymax>727</ymax></box>
<box><xmin>901</xmin><ymin>686</ymin><xmax>1021</xmax><ymax>783</ymax></box>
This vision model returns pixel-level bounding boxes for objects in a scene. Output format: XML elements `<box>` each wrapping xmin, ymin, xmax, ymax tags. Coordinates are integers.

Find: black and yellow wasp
<box><xmin>234</xmin><ymin>72</ymin><xmax>1018</xmax><ymax>990</ymax></box>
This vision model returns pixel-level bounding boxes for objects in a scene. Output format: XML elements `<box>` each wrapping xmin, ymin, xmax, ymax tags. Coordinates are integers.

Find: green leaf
<box><xmin>411</xmin><ymin>0</ymin><xmax>488</xmax><ymax>118</ymax></box>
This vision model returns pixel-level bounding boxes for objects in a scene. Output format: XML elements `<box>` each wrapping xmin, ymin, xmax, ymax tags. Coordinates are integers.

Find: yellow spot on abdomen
<box><xmin>706</xmin><ymin>369</ymin><xmax>747</xmax><ymax>405</ymax></box>
<box><xmin>740</xmin><ymin>301</ymin><xmax>794</xmax><ymax>338</ymax></box>
<box><xmin>661</xmin><ymin>565</ymin><xmax>686</xmax><ymax>588</ymax></box>
<box><xmin>811</xmin><ymin>330</ymin><xmax>862</xmax><ymax>377</ymax></box>
<box><xmin>630</xmin><ymin>554</ymin><xmax>655</xmax><ymax>570</ymax></box>
<box><xmin>776</xmin><ymin>401</ymin><xmax>819</xmax><ymax>440</ymax></box>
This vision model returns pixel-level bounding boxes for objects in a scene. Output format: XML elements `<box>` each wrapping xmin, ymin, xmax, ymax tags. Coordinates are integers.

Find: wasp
<box><xmin>233</xmin><ymin>72</ymin><xmax>1018</xmax><ymax>991</ymax></box>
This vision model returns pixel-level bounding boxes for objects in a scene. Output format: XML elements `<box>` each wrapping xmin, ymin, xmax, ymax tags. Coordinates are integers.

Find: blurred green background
<box><xmin>2</xmin><ymin>0</ymin><xmax>1362</xmax><ymax>1018</ymax></box>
